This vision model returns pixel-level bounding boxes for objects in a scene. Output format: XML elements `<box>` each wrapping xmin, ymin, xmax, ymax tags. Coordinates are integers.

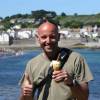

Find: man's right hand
<box><xmin>21</xmin><ymin>73</ymin><xmax>33</xmax><ymax>97</ymax></box>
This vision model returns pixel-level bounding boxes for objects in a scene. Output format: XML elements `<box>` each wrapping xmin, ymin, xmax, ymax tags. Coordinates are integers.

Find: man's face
<box><xmin>37</xmin><ymin>22</ymin><xmax>60</xmax><ymax>54</ymax></box>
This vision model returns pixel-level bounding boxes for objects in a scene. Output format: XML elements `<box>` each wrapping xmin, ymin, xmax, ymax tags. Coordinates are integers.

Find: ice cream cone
<box><xmin>52</xmin><ymin>60</ymin><xmax>61</xmax><ymax>71</ymax></box>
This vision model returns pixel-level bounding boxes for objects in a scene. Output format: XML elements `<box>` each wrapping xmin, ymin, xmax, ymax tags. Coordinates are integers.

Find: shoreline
<box><xmin>0</xmin><ymin>43</ymin><xmax>100</xmax><ymax>50</ymax></box>
<box><xmin>0</xmin><ymin>39</ymin><xmax>100</xmax><ymax>54</ymax></box>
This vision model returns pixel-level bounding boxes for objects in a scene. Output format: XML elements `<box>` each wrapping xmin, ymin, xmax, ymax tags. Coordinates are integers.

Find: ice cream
<box><xmin>51</xmin><ymin>60</ymin><xmax>61</xmax><ymax>71</ymax></box>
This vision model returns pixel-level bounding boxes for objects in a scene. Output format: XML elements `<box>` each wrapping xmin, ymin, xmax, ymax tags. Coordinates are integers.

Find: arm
<box><xmin>69</xmin><ymin>55</ymin><xmax>93</xmax><ymax>100</ymax></box>
<box><xmin>52</xmin><ymin>70</ymin><xmax>89</xmax><ymax>100</ymax></box>
<box><xmin>70</xmin><ymin>82</ymin><xmax>89</xmax><ymax>100</ymax></box>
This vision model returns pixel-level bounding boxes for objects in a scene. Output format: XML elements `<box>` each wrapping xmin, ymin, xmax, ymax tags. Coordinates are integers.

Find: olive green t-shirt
<box><xmin>20</xmin><ymin>51</ymin><xmax>93</xmax><ymax>100</ymax></box>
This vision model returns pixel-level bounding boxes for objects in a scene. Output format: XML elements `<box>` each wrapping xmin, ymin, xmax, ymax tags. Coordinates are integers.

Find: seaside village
<box><xmin>0</xmin><ymin>18</ymin><xmax>100</xmax><ymax>56</ymax></box>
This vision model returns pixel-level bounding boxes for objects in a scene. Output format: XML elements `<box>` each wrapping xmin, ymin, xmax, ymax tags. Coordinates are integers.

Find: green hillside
<box><xmin>0</xmin><ymin>10</ymin><xmax>100</xmax><ymax>30</ymax></box>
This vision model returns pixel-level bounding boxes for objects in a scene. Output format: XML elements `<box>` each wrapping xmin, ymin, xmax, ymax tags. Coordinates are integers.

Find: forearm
<box><xmin>19</xmin><ymin>94</ymin><xmax>26</xmax><ymax>100</ymax></box>
<box><xmin>70</xmin><ymin>82</ymin><xmax>89</xmax><ymax>100</ymax></box>
<box><xmin>20</xmin><ymin>94</ymin><xmax>33</xmax><ymax>100</ymax></box>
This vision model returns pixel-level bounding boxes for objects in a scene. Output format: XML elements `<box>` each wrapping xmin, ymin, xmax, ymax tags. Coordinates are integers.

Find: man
<box><xmin>19</xmin><ymin>20</ymin><xmax>93</xmax><ymax>100</ymax></box>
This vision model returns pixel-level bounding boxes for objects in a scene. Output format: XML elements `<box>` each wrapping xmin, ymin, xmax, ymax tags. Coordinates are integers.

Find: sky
<box><xmin>0</xmin><ymin>0</ymin><xmax>100</xmax><ymax>18</ymax></box>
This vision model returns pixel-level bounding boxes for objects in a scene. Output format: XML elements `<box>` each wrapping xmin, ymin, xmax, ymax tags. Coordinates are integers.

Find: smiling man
<box><xmin>36</xmin><ymin>20</ymin><xmax>60</xmax><ymax>60</ymax></box>
<box><xmin>19</xmin><ymin>20</ymin><xmax>93</xmax><ymax>100</ymax></box>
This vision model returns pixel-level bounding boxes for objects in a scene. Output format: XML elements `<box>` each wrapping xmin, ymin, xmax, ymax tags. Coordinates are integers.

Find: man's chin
<box><xmin>44</xmin><ymin>48</ymin><xmax>53</xmax><ymax>54</ymax></box>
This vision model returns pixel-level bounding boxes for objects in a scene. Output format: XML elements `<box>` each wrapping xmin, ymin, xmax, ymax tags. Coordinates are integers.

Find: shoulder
<box><xmin>25</xmin><ymin>53</ymin><xmax>44</xmax><ymax>75</ymax></box>
<box><xmin>62</xmin><ymin>48</ymin><xmax>86</xmax><ymax>64</ymax></box>
<box><xmin>70</xmin><ymin>51</ymin><xmax>85</xmax><ymax>63</ymax></box>
<box><xmin>25</xmin><ymin>53</ymin><xmax>43</xmax><ymax>71</ymax></box>
<box><xmin>71</xmin><ymin>51</ymin><xmax>82</xmax><ymax>58</ymax></box>
<box><xmin>27</xmin><ymin>53</ymin><xmax>43</xmax><ymax>65</ymax></box>
<box><xmin>60</xmin><ymin>47</ymin><xmax>82</xmax><ymax>58</ymax></box>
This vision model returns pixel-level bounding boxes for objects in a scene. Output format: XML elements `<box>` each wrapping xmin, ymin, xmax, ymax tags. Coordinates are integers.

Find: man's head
<box><xmin>36</xmin><ymin>20</ymin><xmax>60</xmax><ymax>55</ymax></box>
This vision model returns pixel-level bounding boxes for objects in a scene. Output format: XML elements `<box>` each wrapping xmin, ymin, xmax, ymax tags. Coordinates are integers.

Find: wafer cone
<box><xmin>52</xmin><ymin>60</ymin><xmax>61</xmax><ymax>71</ymax></box>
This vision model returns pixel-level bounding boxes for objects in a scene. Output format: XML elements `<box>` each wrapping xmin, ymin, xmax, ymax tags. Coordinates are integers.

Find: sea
<box><xmin>0</xmin><ymin>48</ymin><xmax>100</xmax><ymax>100</ymax></box>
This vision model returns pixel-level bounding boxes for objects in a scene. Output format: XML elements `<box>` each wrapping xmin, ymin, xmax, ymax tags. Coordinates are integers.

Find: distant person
<box><xmin>93</xmin><ymin>25</ymin><xmax>98</xmax><ymax>33</ymax></box>
<box><xmin>19</xmin><ymin>19</ymin><xmax>93</xmax><ymax>100</ymax></box>
<box><xmin>9</xmin><ymin>36</ymin><xmax>13</xmax><ymax>45</ymax></box>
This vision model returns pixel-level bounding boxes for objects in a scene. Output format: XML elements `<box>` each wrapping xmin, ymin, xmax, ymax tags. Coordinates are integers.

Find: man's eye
<box><xmin>50</xmin><ymin>36</ymin><xmax>55</xmax><ymax>39</ymax></box>
<box><xmin>41</xmin><ymin>36</ymin><xmax>46</xmax><ymax>39</ymax></box>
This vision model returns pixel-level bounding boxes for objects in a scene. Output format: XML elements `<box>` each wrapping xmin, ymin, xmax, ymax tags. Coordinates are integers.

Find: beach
<box><xmin>0</xmin><ymin>38</ymin><xmax>100</xmax><ymax>52</ymax></box>
<box><xmin>0</xmin><ymin>37</ymin><xmax>100</xmax><ymax>60</ymax></box>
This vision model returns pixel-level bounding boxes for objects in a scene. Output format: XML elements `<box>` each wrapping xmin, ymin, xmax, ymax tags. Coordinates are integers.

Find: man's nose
<box><xmin>46</xmin><ymin>37</ymin><xmax>51</xmax><ymax>43</ymax></box>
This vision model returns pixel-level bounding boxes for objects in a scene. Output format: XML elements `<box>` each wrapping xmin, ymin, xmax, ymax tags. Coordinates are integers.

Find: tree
<box><xmin>74</xmin><ymin>13</ymin><xmax>78</xmax><ymax>17</ymax></box>
<box><xmin>64</xmin><ymin>20</ymin><xmax>83</xmax><ymax>28</ymax></box>
<box><xmin>31</xmin><ymin>10</ymin><xmax>56</xmax><ymax>19</ymax></box>
<box><xmin>31</xmin><ymin>10</ymin><xmax>47</xmax><ymax>19</ymax></box>
<box><xmin>61</xmin><ymin>12</ymin><xmax>66</xmax><ymax>17</ymax></box>
<box><xmin>0</xmin><ymin>17</ymin><xmax>3</xmax><ymax>20</ymax></box>
<box><xmin>10</xmin><ymin>14</ymin><xmax>23</xmax><ymax>19</ymax></box>
<box><xmin>5</xmin><ymin>16</ymin><xmax>10</xmax><ymax>21</ymax></box>
<box><xmin>70</xmin><ymin>20</ymin><xmax>83</xmax><ymax>28</ymax></box>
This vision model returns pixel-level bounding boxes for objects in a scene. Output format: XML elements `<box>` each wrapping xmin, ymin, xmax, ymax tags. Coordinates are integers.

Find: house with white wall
<box><xmin>0</xmin><ymin>32</ymin><xmax>9</xmax><ymax>44</ymax></box>
<box><xmin>16</xmin><ymin>29</ymin><xmax>32</xmax><ymax>39</ymax></box>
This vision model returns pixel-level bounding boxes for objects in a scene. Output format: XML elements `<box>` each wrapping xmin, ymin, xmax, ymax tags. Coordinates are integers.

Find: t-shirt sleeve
<box><xmin>73</xmin><ymin>55</ymin><xmax>93</xmax><ymax>83</ymax></box>
<box><xmin>18</xmin><ymin>60</ymin><xmax>33</xmax><ymax>86</ymax></box>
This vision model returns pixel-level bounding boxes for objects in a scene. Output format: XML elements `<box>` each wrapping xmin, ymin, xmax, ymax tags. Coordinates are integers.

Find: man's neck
<box><xmin>44</xmin><ymin>48</ymin><xmax>60</xmax><ymax>61</ymax></box>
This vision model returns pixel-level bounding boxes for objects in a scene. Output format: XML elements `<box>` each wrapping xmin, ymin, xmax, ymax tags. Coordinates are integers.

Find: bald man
<box><xmin>19</xmin><ymin>20</ymin><xmax>93</xmax><ymax>100</ymax></box>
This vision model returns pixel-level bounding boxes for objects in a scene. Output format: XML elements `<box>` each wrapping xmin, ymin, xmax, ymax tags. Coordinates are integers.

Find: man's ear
<box><xmin>35</xmin><ymin>33</ymin><xmax>39</xmax><ymax>41</ymax></box>
<box><xmin>35</xmin><ymin>29</ymin><xmax>39</xmax><ymax>40</ymax></box>
<box><xmin>35</xmin><ymin>33</ymin><xmax>40</xmax><ymax>46</ymax></box>
<box><xmin>35</xmin><ymin>33</ymin><xmax>38</xmax><ymax>38</ymax></box>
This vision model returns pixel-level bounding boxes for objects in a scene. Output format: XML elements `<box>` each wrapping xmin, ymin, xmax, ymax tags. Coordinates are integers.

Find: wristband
<box><xmin>68</xmin><ymin>79</ymin><xmax>78</xmax><ymax>87</ymax></box>
<box><xmin>73</xmin><ymin>79</ymin><xmax>78</xmax><ymax>86</ymax></box>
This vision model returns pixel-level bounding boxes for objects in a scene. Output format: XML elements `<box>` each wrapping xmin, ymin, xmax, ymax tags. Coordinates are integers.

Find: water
<box><xmin>74</xmin><ymin>48</ymin><xmax>100</xmax><ymax>100</ymax></box>
<box><xmin>0</xmin><ymin>50</ymin><xmax>41</xmax><ymax>100</ymax></box>
<box><xmin>0</xmin><ymin>49</ymin><xmax>100</xmax><ymax>100</ymax></box>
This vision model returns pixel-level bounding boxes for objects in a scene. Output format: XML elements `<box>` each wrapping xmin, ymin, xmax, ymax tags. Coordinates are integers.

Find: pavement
<box><xmin>0</xmin><ymin>38</ymin><xmax>100</xmax><ymax>50</ymax></box>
